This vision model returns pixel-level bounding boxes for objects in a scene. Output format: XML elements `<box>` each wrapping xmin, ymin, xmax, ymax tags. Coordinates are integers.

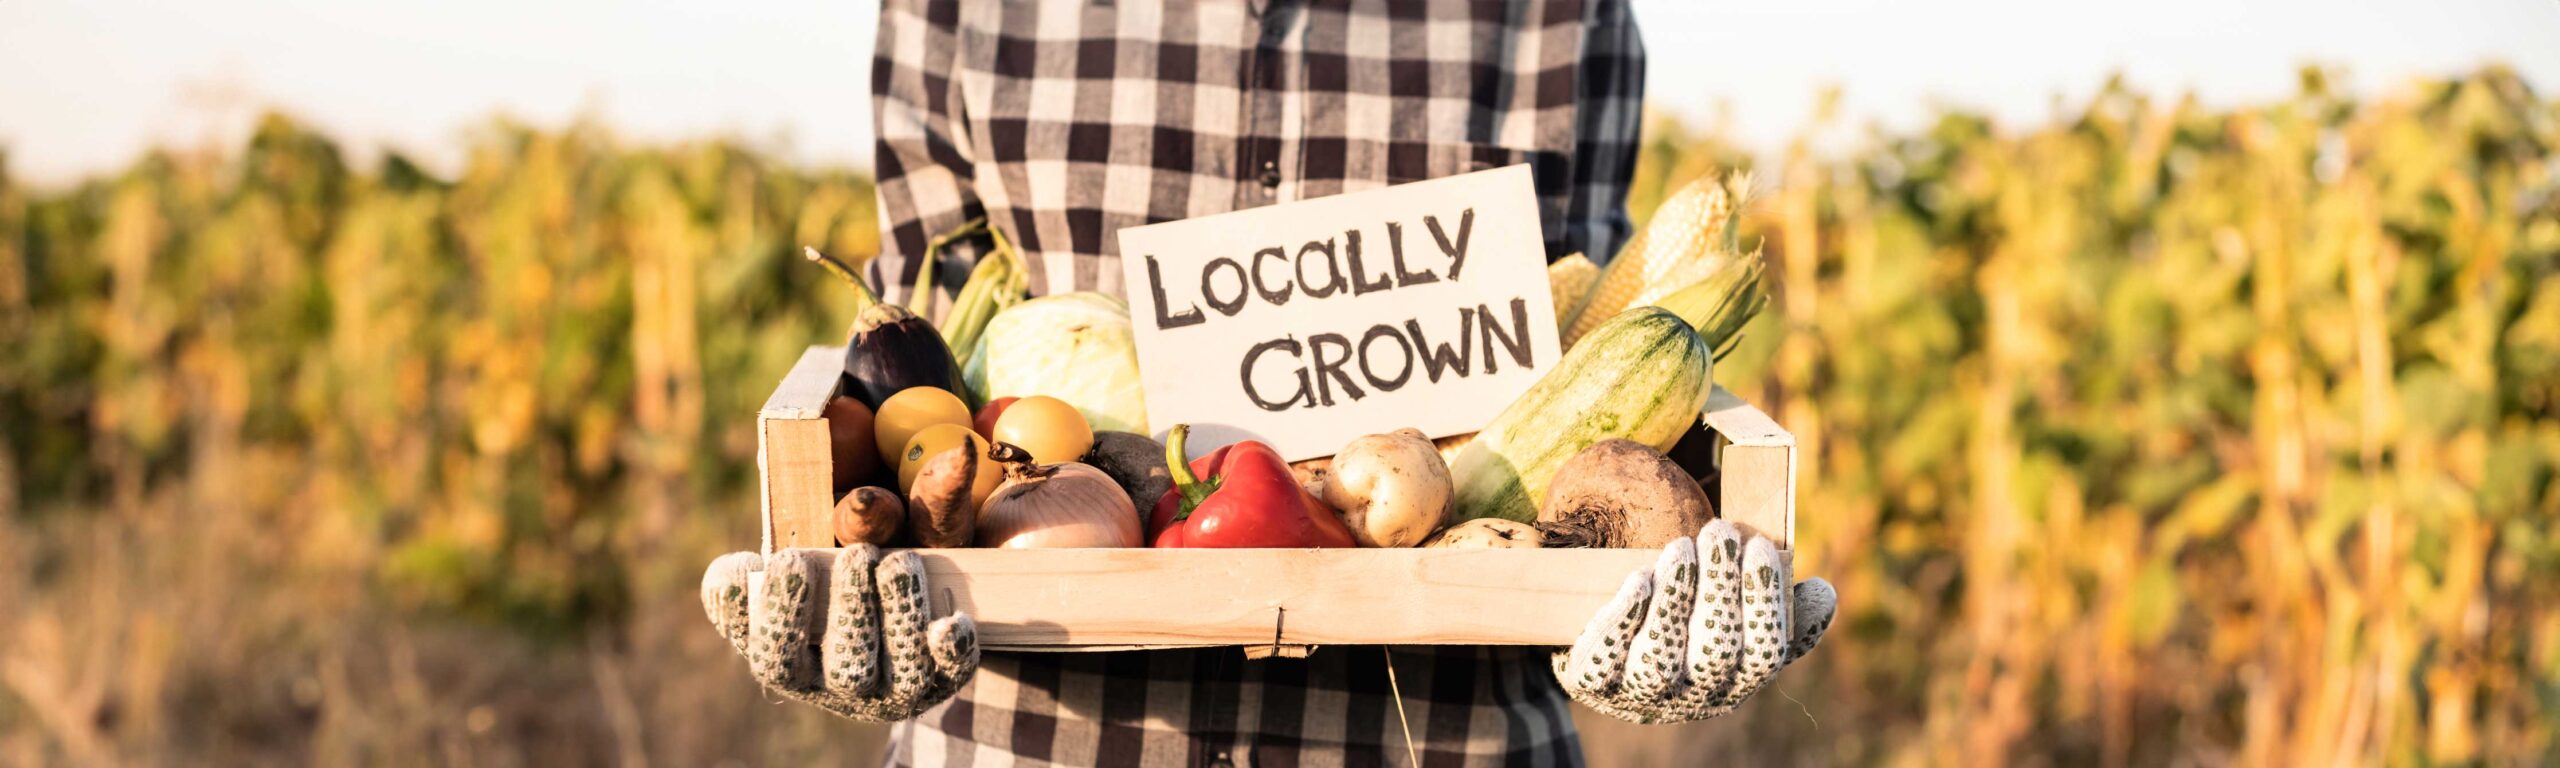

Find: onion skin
<box><xmin>976</xmin><ymin>445</ymin><xmax>1142</xmax><ymax>549</ymax></box>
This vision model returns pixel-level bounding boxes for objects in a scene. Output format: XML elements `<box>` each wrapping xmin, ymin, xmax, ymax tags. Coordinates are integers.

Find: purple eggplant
<box><xmin>807</xmin><ymin>246</ymin><xmax>976</xmax><ymax>408</ymax></box>
<box><xmin>840</xmin><ymin>302</ymin><xmax>970</xmax><ymax>408</ymax></box>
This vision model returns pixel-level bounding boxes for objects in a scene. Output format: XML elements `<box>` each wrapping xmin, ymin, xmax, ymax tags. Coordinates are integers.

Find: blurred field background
<box><xmin>2</xmin><ymin>66</ymin><xmax>2555</xmax><ymax>766</ymax></box>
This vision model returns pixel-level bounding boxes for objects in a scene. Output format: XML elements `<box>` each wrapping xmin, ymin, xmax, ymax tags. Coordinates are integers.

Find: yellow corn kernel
<box><xmin>1563</xmin><ymin>173</ymin><xmax>1741</xmax><ymax>346</ymax></box>
<box><xmin>1546</xmin><ymin>253</ymin><xmax>1600</xmax><ymax>330</ymax></box>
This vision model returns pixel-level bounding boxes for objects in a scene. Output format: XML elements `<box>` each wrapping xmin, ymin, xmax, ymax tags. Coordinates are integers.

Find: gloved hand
<box><xmin>701</xmin><ymin>546</ymin><xmax>980</xmax><ymax>722</ymax></box>
<box><xmin>1553</xmin><ymin>520</ymin><xmax>1837</xmax><ymax>724</ymax></box>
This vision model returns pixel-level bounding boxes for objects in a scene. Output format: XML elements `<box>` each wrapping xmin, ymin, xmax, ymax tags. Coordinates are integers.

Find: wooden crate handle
<box><xmin>1701</xmin><ymin>385</ymin><xmax>1796</xmax><ymax>551</ymax></box>
<box><xmin>759</xmin><ymin>347</ymin><xmax>847</xmax><ymax>552</ymax></box>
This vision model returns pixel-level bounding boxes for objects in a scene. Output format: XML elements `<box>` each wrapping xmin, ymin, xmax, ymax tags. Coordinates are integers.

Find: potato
<box><xmin>1320</xmin><ymin>428</ymin><xmax>1453</xmax><ymax>548</ymax></box>
<box><xmin>1289</xmin><ymin>457</ymin><xmax>1331</xmax><ymax>499</ymax></box>
<box><xmin>1423</xmin><ymin>518</ymin><xmax>1543</xmax><ymax>549</ymax></box>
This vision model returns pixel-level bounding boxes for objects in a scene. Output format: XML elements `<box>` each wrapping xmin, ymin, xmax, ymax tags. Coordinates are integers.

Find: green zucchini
<box><xmin>1449</xmin><ymin>306</ymin><xmax>1713</xmax><ymax>523</ymax></box>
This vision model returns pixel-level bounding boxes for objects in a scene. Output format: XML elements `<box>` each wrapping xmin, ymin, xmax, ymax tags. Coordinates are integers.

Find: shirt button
<box><xmin>1256</xmin><ymin>161</ymin><xmax>1280</xmax><ymax>189</ymax></box>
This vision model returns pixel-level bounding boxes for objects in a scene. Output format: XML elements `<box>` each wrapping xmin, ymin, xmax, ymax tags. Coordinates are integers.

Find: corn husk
<box><xmin>1561</xmin><ymin>172</ymin><xmax>1750</xmax><ymax>347</ymax></box>
<box><xmin>1649</xmin><ymin>250</ymin><xmax>1767</xmax><ymax>361</ymax></box>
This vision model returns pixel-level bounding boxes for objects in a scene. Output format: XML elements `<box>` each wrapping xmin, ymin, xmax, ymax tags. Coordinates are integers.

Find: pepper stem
<box><xmin>1163</xmin><ymin>424</ymin><xmax>1219</xmax><ymax>520</ymax></box>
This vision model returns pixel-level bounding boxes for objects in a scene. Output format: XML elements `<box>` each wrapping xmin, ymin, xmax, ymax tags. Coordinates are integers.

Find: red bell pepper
<box><xmin>1149</xmin><ymin>425</ymin><xmax>1359</xmax><ymax>548</ymax></box>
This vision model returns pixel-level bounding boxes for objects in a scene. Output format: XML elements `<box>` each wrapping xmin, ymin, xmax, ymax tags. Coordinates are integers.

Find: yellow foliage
<box><xmin>2</xmin><ymin>67</ymin><xmax>2557</xmax><ymax>764</ymax></box>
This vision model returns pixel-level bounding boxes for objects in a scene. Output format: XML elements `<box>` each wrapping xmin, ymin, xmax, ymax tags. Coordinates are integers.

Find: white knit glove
<box><xmin>1553</xmin><ymin>520</ymin><xmax>1837</xmax><ymax>724</ymax></box>
<box><xmin>701</xmin><ymin>546</ymin><xmax>980</xmax><ymax>722</ymax></box>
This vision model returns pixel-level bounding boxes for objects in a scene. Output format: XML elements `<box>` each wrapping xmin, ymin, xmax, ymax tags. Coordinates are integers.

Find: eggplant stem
<box><xmin>804</xmin><ymin>246</ymin><xmax>881</xmax><ymax>313</ymax></box>
<box><xmin>1162</xmin><ymin>425</ymin><xmax>1219</xmax><ymax>521</ymax></box>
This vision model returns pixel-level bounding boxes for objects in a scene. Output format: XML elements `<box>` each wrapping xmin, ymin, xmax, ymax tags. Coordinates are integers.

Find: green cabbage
<box><xmin>976</xmin><ymin>292</ymin><xmax>1148</xmax><ymax>434</ymax></box>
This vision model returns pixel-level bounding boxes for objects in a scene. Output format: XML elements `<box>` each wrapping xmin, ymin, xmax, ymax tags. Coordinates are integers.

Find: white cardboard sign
<box><xmin>1116</xmin><ymin>165</ymin><xmax>1561</xmax><ymax>461</ymax></box>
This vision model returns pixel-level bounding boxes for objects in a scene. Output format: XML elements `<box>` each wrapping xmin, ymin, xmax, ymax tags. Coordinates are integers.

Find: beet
<box><xmin>1536</xmin><ymin>439</ymin><xmax>1715</xmax><ymax>549</ymax></box>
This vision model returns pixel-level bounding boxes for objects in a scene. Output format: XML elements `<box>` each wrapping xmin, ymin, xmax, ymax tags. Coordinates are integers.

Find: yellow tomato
<box><xmin>897</xmin><ymin>423</ymin><xmax>1002</xmax><ymax>504</ymax></box>
<box><xmin>991</xmin><ymin>395</ymin><xmax>1095</xmax><ymax>465</ymax></box>
<box><xmin>873</xmin><ymin>387</ymin><xmax>972</xmax><ymax>466</ymax></box>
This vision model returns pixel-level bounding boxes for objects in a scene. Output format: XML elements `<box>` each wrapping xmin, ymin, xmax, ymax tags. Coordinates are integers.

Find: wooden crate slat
<box><xmin>1702</xmin><ymin>385</ymin><xmax>1788</xmax><ymax>447</ymax></box>
<box><xmin>760</xmin><ymin>347</ymin><xmax>846</xmax><ymax>550</ymax></box>
<box><xmin>1718</xmin><ymin>444</ymin><xmax>1793</xmax><ymax>549</ymax></box>
<box><xmin>915</xmin><ymin>548</ymin><xmax>1660</xmax><ymax>649</ymax></box>
<box><xmin>749</xmin><ymin>346</ymin><xmax>1802</xmax><ymax>650</ymax></box>
<box><xmin>761</xmin><ymin>418</ymin><xmax>835</xmax><ymax>548</ymax></box>
<box><xmin>1701</xmin><ymin>385</ymin><xmax>1795</xmax><ymax>551</ymax></box>
<box><xmin>761</xmin><ymin>346</ymin><xmax>843</xmax><ymax>419</ymax></box>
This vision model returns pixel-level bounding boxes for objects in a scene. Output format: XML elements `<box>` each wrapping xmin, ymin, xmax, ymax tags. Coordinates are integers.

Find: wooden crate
<box><xmin>756</xmin><ymin>346</ymin><xmax>1794</xmax><ymax>652</ymax></box>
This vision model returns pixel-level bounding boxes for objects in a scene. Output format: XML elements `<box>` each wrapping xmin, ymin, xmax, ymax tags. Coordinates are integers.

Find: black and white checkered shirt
<box><xmin>867</xmin><ymin>0</ymin><xmax>1645</xmax><ymax>764</ymax></box>
<box><xmin>866</xmin><ymin>0</ymin><xmax>1645</xmax><ymax>305</ymax></box>
<box><xmin>888</xmin><ymin>646</ymin><xmax>1586</xmax><ymax>767</ymax></box>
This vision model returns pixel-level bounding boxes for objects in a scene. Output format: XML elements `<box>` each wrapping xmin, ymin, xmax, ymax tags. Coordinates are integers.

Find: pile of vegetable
<box><xmin>797</xmin><ymin>172</ymin><xmax>1764</xmax><ymax>552</ymax></box>
<box><xmin>1446</xmin><ymin>171</ymin><xmax>1767</xmax><ymax>549</ymax></box>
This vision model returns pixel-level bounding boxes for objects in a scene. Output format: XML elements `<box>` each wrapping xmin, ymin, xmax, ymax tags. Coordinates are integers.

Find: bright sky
<box><xmin>2</xmin><ymin>0</ymin><xmax>2554</xmax><ymax>186</ymax></box>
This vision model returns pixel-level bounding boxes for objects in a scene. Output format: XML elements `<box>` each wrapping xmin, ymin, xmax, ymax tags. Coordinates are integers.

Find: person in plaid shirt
<box><xmin>701</xmin><ymin>1</ymin><xmax>1838</xmax><ymax>765</ymax></box>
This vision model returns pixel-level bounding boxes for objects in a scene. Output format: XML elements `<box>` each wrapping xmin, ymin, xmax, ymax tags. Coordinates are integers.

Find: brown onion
<box><xmin>974</xmin><ymin>443</ymin><xmax>1143</xmax><ymax>548</ymax></box>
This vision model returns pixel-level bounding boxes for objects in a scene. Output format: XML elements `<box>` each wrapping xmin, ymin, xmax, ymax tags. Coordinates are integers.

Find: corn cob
<box><xmin>1560</xmin><ymin>173</ymin><xmax>1746</xmax><ymax>347</ymax></box>
<box><xmin>1546</xmin><ymin>253</ymin><xmax>1599</xmax><ymax>330</ymax></box>
<box><xmin>938</xmin><ymin>248</ymin><xmax>1013</xmax><ymax>358</ymax></box>
<box><xmin>1650</xmin><ymin>250</ymin><xmax>1767</xmax><ymax>361</ymax></box>
<box><xmin>909</xmin><ymin>216</ymin><xmax>990</xmax><ymax>313</ymax></box>
<box><xmin>939</xmin><ymin>224</ymin><xmax>1025</xmax><ymax>363</ymax></box>
<box><xmin>1615</xmin><ymin>244</ymin><xmax>1745</xmax><ymax>322</ymax></box>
